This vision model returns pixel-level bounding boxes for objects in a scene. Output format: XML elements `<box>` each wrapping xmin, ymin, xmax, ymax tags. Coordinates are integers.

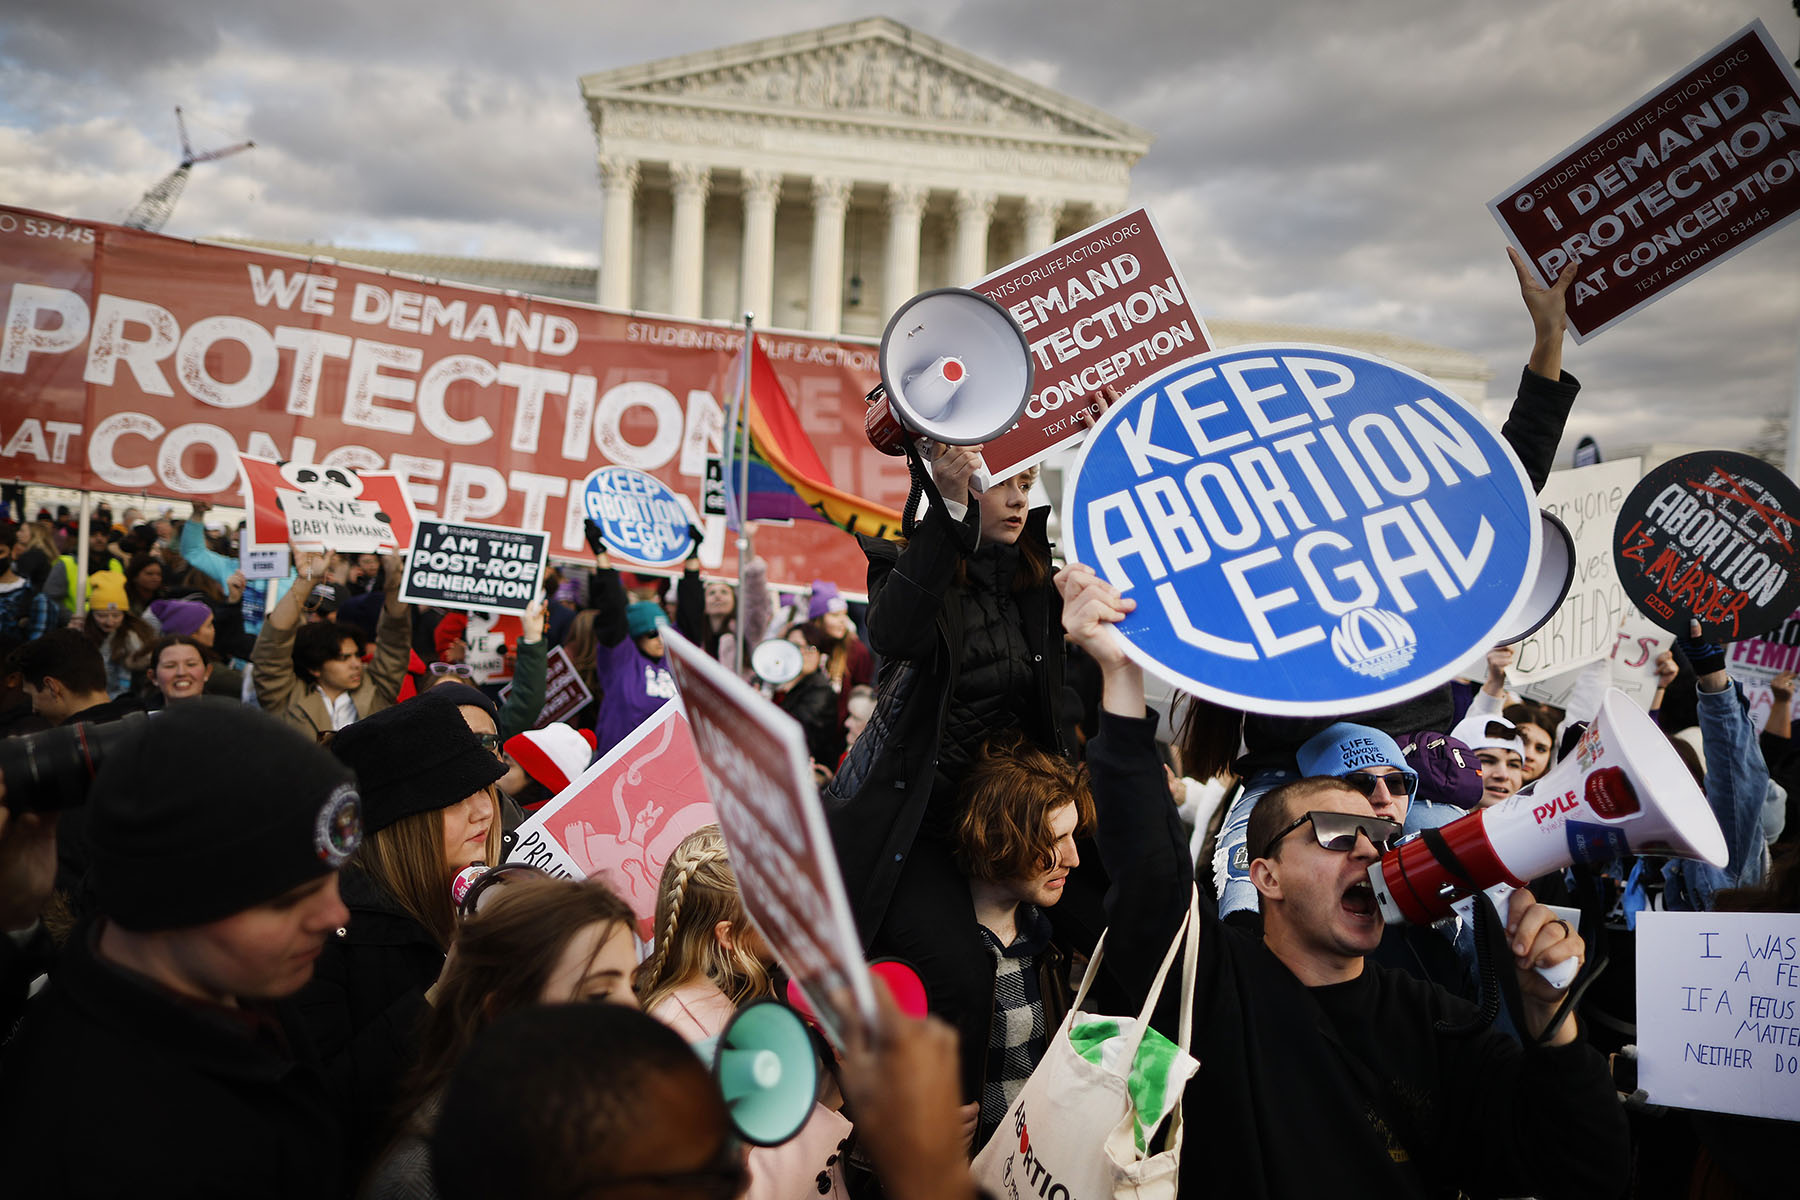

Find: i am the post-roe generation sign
<box><xmin>1066</xmin><ymin>346</ymin><xmax>1540</xmax><ymax>716</ymax></box>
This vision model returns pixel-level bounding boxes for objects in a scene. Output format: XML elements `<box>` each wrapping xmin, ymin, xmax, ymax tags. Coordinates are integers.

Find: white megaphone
<box><xmin>1368</xmin><ymin>687</ymin><xmax>1727</xmax><ymax>930</ymax></box>
<box><xmin>691</xmin><ymin>1000</ymin><xmax>820</xmax><ymax>1147</ymax></box>
<box><xmin>864</xmin><ymin>287</ymin><xmax>1034</xmax><ymax>496</ymax></box>
<box><xmin>1495</xmin><ymin>510</ymin><xmax>1577</xmax><ymax>643</ymax></box>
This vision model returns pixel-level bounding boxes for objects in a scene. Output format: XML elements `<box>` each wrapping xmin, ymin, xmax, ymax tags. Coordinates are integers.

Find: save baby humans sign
<box><xmin>1066</xmin><ymin>345</ymin><xmax>1540</xmax><ymax>716</ymax></box>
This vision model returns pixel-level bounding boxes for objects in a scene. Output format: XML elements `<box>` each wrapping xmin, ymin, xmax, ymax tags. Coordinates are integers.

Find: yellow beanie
<box><xmin>88</xmin><ymin>572</ymin><xmax>128</xmax><ymax>611</ymax></box>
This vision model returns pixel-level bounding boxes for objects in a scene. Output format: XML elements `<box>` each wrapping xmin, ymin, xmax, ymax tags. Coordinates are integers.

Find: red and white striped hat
<box><xmin>503</xmin><ymin>724</ymin><xmax>598</xmax><ymax>794</ymax></box>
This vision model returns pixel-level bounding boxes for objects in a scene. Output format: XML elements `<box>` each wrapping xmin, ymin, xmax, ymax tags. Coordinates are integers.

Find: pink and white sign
<box><xmin>507</xmin><ymin>701</ymin><xmax>714</xmax><ymax>940</ymax></box>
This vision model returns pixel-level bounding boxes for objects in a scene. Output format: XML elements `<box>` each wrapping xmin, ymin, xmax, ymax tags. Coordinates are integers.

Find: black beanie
<box><xmin>90</xmin><ymin>699</ymin><xmax>362</xmax><ymax>932</ymax></box>
<box><xmin>421</xmin><ymin>680</ymin><xmax>497</xmax><ymax>719</ymax></box>
<box><xmin>330</xmin><ymin>695</ymin><xmax>506</xmax><ymax>833</ymax></box>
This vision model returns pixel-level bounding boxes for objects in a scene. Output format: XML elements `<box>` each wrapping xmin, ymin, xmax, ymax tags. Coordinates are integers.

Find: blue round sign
<box><xmin>579</xmin><ymin>466</ymin><xmax>694</xmax><ymax>567</ymax></box>
<box><xmin>1066</xmin><ymin>345</ymin><xmax>1540</xmax><ymax>716</ymax></box>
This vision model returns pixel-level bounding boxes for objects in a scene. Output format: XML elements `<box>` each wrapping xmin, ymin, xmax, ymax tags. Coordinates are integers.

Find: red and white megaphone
<box><xmin>1368</xmin><ymin>688</ymin><xmax>1727</xmax><ymax>929</ymax></box>
<box><xmin>864</xmin><ymin>287</ymin><xmax>1034</xmax><ymax>496</ymax></box>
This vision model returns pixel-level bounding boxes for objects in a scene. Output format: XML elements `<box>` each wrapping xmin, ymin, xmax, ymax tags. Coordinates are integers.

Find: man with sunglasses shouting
<box><xmin>1056</xmin><ymin>563</ymin><xmax>1628</xmax><ymax>1200</ymax></box>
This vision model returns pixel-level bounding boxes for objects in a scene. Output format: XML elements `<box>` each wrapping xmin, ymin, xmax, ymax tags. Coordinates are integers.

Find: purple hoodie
<box><xmin>593</xmin><ymin>638</ymin><xmax>677</xmax><ymax>757</ymax></box>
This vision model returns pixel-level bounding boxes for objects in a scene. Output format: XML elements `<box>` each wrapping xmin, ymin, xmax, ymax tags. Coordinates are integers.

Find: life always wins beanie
<box><xmin>1297</xmin><ymin>721</ymin><xmax>1415</xmax><ymax>785</ymax></box>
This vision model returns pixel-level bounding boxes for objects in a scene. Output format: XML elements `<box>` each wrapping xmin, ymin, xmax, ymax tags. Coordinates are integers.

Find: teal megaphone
<box><xmin>692</xmin><ymin>1000</ymin><xmax>821</xmax><ymax>1146</ymax></box>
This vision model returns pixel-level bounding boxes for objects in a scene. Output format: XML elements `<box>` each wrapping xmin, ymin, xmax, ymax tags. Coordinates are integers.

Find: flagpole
<box><xmin>735</xmin><ymin>312</ymin><xmax>755</xmax><ymax>678</ymax></box>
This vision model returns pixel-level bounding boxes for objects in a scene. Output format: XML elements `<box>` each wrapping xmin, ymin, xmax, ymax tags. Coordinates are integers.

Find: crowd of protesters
<box><xmin>0</xmin><ymin>248</ymin><xmax>1794</xmax><ymax>1200</ymax></box>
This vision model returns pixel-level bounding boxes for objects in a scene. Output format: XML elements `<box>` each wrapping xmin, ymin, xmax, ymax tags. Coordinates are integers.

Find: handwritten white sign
<box><xmin>1637</xmin><ymin>910</ymin><xmax>1800</xmax><ymax>1121</ymax></box>
<box><xmin>1510</xmin><ymin>460</ymin><xmax>1641</xmax><ymax>685</ymax></box>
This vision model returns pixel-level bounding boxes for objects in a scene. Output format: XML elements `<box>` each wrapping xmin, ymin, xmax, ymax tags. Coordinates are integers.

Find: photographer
<box><xmin>0</xmin><ymin>700</ymin><xmax>360</xmax><ymax>1197</ymax></box>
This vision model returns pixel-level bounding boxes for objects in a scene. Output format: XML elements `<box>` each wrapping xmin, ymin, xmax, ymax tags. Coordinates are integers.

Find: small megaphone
<box><xmin>1495</xmin><ymin>510</ymin><xmax>1577</xmax><ymax>644</ymax></box>
<box><xmin>1369</xmin><ymin>688</ymin><xmax>1727</xmax><ymax>932</ymax></box>
<box><xmin>864</xmin><ymin>287</ymin><xmax>1034</xmax><ymax>498</ymax></box>
<box><xmin>692</xmin><ymin>1000</ymin><xmax>820</xmax><ymax>1147</ymax></box>
<box><xmin>750</xmin><ymin>638</ymin><xmax>803</xmax><ymax>687</ymax></box>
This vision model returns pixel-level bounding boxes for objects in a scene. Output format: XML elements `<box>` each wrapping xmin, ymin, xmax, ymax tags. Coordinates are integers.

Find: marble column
<box><xmin>953</xmin><ymin>189</ymin><xmax>996</xmax><ymax>283</ymax></box>
<box><xmin>808</xmin><ymin>176</ymin><xmax>852</xmax><ymax>336</ymax></box>
<box><xmin>597</xmin><ymin>155</ymin><xmax>639</xmax><ymax>309</ymax></box>
<box><xmin>884</xmin><ymin>182</ymin><xmax>927</xmax><ymax>315</ymax></box>
<box><xmin>738</xmin><ymin>169</ymin><xmax>782</xmax><ymax>323</ymax></box>
<box><xmin>1023</xmin><ymin>196</ymin><xmax>1064</xmax><ymax>255</ymax></box>
<box><xmin>669</xmin><ymin>162</ymin><xmax>711</xmax><ymax>320</ymax></box>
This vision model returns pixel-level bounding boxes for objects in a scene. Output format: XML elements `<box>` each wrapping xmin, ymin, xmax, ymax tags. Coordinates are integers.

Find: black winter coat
<box><xmin>780</xmin><ymin>668</ymin><xmax>840</xmax><ymax>766</ymax></box>
<box><xmin>0</xmin><ymin>922</ymin><xmax>346</xmax><ymax>1199</ymax></box>
<box><xmin>294</xmin><ymin>864</ymin><xmax>442</xmax><ymax>1173</ymax></box>
<box><xmin>825</xmin><ymin>501</ymin><xmax>1070</xmax><ymax>941</ymax></box>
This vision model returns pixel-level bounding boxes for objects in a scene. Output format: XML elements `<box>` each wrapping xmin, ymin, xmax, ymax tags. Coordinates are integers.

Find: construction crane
<box><xmin>122</xmin><ymin>106</ymin><xmax>254</xmax><ymax>232</ymax></box>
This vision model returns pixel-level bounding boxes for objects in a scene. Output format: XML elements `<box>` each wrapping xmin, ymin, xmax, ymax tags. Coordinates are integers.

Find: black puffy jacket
<box><xmin>825</xmin><ymin>501</ymin><xmax>1070</xmax><ymax>941</ymax></box>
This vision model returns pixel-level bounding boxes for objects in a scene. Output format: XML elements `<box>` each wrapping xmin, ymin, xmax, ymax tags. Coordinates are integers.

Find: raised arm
<box><xmin>1057</xmin><ymin>564</ymin><xmax>1193</xmax><ymax>999</ymax></box>
<box><xmin>1501</xmin><ymin>248</ymin><xmax>1581</xmax><ymax>493</ymax></box>
<box><xmin>861</xmin><ymin>445</ymin><xmax>980</xmax><ymax>661</ymax></box>
<box><xmin>1669</xmin><ymin>625</ymin><xmax>1775</xmax><ymax>908</ymax></box>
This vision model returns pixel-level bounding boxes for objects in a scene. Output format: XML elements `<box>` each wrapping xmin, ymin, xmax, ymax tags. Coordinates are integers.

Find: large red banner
<box><xmin>0</xmin><ymin>205</ymin><xmax>908</xmax><ymax>589</ymax></box>
<box><xmin>1490</xmin><ymin>20</ymin><xmax>1800</xmax><ymax>342</ymax></box>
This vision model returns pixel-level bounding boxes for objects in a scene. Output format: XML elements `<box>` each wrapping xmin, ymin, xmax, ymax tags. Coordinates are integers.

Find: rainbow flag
<box><xmin>722</xmin><ymin>338</ymin><xmax>904</xmax><ymax>540</ymax></box>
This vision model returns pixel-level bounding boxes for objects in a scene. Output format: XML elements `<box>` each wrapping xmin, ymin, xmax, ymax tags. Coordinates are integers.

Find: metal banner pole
<box><xmin>75</xmin><ymin>490</ymin><xmax>92</xmax><ymax>617</ymax></box>
<box><xmin>734</xmin><ymin>312</ymin><xmax>755</xmax><ymax>678</ymax></box>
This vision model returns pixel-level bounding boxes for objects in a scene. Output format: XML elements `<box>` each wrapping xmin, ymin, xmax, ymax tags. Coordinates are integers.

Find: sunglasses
<box><xmin>429</xmin><ymin>662</ymin><xmax>473</xmax><ymax>678</ymax></box>
<box><xmin>474</xmin><ymin>732</ymin><xmax>504</xmax><ymax>759</ymax></box>
<box><xmin>1340</xmin><ymin>770</ymin><xmax>1417</xmax><ymax>798</ymax></box>
<box><xmin>1261</xmin><ymin>810</ymin><xmax>1404</xmax><ymax>861</ymax></box>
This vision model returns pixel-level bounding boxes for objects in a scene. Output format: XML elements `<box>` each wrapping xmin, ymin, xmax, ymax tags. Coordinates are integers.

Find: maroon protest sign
<box><xmin>662</xmin><ymin>627</ymin><xmax>877</xmax><ymax>1050</ymax></box>
<box><xmin>1491</xmin><ymin>20</ymin><xmax>1800</xmax><ymax>342</ymax></box>
<box><xmin>973</xmin><ymin>209</ymin><xmax>1210</xmax><ymax>480</ymax></box>
<box><xmin>1613</xmin><ymin>450</ymin><xmax>1800</xmax><ymax>641</ymax></box>
<box><xmin>498</xmin><ymin>645</ymin><xmax>594</xmax><ymax>727</ymax></box>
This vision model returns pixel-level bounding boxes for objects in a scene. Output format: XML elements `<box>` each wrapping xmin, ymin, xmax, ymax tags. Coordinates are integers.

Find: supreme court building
<box><xmin>575</xmin><ymin>17</ymin><xmax>1490</xmax><ymax>409</ymax></box>
<box><xmin>239</xmin><ymin>17</ymin><xmax>1491</xmax><ymax>413</ymax></box>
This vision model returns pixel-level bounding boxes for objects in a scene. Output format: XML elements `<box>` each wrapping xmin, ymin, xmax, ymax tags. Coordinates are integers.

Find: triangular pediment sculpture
<box><xmin>581</xmin><ymin>17</ymin><xmax>1149</xmax><ymax>149</ymax></box>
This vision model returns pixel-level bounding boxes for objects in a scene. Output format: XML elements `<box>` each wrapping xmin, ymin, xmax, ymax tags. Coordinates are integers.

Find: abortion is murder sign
<box><xmin>1613</xmin><ymin>449</ymin><xmax>1800</xmax><ymax>641</ymax></box>
<box><xmin>1065</xmin><ymin>345</ymin><xmax>1540</xmax><ymax>716</ymax></box>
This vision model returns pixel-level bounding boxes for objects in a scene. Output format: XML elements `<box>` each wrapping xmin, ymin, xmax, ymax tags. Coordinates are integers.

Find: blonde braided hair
<box><xmin>635</xmin><ymin>825</ymin><xmax>771</xmax><ymax>1013</ymax></box>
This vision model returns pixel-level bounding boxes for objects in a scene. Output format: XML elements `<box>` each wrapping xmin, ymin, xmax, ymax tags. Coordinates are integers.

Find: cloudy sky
<box><xmin>3</xmin><ymin>0</ymin><xmax>1797</xmax><ymax>461</ymax></box>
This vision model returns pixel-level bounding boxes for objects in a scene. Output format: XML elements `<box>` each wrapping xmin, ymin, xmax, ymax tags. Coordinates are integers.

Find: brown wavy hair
<box><xmin>953</xmin><ymin>732</ymin><xmax>1094</xmax><ymax>883</ymax></box>
<box><xmin>401</xmin><ymin>875</ymin><xmax>637</xmax><ymax>1110</ymax></box>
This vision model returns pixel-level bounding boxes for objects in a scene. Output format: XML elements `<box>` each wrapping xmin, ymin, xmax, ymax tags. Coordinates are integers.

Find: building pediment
<box><xmin>581</xmin><ymin>17</ymin><xmax>1150</xmax><ymax>153</ymax></box>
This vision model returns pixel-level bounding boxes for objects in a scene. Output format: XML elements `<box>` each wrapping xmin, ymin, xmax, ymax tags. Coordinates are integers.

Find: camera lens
<box><xmin>0</xmin><ymin>713</ymin><xmax>151</xmax><ymax>813</ymax></box>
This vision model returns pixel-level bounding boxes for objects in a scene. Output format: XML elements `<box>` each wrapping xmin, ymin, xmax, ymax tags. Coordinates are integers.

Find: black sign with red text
<box><xmin>1613</xmin><ymin>450</ymin><xmax>1800</xmax><ymax>640</ymax></box>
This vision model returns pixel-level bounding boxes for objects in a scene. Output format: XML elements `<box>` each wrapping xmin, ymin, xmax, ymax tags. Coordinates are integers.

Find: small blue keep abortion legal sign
<box><xmin>579</xmin><ymin>466</ymin><xmax>694</xmax><ymax>568</ymax></box>
<box><xmin>1065</xmin><ymin>345</ymin><xmax>1540</xmax><ymax>716</ymax></box>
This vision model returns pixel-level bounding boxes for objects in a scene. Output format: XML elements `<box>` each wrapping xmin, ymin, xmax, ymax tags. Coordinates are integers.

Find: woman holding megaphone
<box><xmin>826</xmin><ymin>396</ymin><xmax>1115</xmax><ymax>1121</ymax></box>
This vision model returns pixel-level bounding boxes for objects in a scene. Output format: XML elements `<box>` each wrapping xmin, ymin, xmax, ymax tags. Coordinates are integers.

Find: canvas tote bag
<box><xmin>970</xmin><ymin>887</ymin><xmax>1201</xmax><ymax>1200</ymax></box>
